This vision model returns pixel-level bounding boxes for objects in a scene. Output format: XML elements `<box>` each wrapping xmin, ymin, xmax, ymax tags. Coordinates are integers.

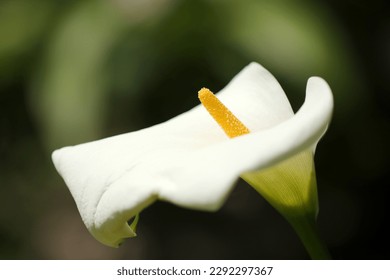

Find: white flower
<box><xmin>52</xmin><ymin>62</ymin><xmax>333</xmax><ymax>247</ymax></box>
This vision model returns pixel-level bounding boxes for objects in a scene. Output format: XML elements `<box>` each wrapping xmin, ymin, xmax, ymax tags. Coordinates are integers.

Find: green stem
<box><xmin>289</xmin><ymin>217</ymin><xmax>331</xmax><ymax>260</ymax></box>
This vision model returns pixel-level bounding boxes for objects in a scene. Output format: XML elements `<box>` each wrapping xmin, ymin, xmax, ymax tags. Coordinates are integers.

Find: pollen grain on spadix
<box><xmin>198</xmin><ymin>87</ymin><xmax>250</xmax><ymax>138</ymax></box>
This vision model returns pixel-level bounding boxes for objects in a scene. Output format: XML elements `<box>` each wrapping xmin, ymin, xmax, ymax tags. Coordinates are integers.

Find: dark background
<box><xmin>1</xmin><ymin>0</ymin><xmax>389</xmax><ymax>259</ymax></box>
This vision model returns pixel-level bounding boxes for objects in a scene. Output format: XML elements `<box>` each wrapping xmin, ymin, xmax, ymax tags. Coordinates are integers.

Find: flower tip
<box><xmin>51</xmin><ymin>149</ymin><xmax>62</xmax><ymax>167</ymax></box>
<box><xmin>306</xmin><ymin>77</ymin><xmax>334</xmax><ymax>110</ymax></box>
<box><xmin>247</xmin><ymin>61</ymin><xmax>261</xmax><ymax>69</ymax></box>
<box><xmin>307</xmin><ymin>77</ymin><xmax>332</xmax><ymax>95</ymax></box>
<box><xmin>242</xmin><ymin>61</ymin><xmax>268</xmax><ymax>75</ymax></box>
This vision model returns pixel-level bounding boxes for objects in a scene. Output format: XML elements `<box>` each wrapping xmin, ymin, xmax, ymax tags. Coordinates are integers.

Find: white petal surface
<box><xmin>52</xmin><ymin>63</ymin><xmax>333</xmax><ymax>247</ymax></box>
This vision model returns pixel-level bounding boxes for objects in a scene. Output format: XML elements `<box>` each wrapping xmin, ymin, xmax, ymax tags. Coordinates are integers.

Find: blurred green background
<box><xmin>1</xmin><ymin>0</ymin><xmax>389</xmax><ymax>259</ymax></box>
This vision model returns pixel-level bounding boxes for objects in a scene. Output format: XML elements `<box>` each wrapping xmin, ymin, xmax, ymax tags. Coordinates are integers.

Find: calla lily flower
<box><xmin>52</xmin><ymin>62</ymin><xmax>333</xmax><ymax>250</ymax></box>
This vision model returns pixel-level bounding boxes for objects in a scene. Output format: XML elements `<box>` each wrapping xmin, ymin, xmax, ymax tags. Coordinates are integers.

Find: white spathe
<box><xmin>52</xmin><ymin>62</ymin><xmax>333</xmax><ymax>247</ymax></box>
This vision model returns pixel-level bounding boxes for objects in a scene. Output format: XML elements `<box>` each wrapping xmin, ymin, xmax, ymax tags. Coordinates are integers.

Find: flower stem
<box><xmin>289</xmin><ymin>217</ymin><xmax>331</xmax><ymax>260</ymax></box>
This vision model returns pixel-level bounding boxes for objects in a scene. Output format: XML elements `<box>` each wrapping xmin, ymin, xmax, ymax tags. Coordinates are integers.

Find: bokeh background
<box><xmin>1</xmin><ymin>0</ymin><xmax>389</xmax><ymax>259</ymax></box>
